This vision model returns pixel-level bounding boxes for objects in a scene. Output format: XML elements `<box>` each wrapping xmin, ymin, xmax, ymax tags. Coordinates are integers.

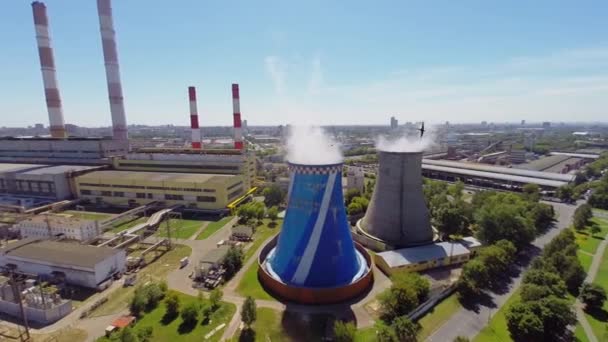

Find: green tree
<box><xmin>237</xmin><ymin>203</ymin><xmax>255</xmax><ymax>223</ymax></box>
<box><xmin>117</xmin><ymin>326</ymin><xmax>139</xmax><ymax>342</ymax></box>
<box><xmin>557</xmin><ymin>184</ymin><xmax>574</xmax><ymax>203</ymax></box>
<box><xmin>352</xmin><ymin>196</ymin><xmax>370</xmax><ymax>211</ymax></box>
<box><xmin>347</xmin><ymin>202</ymin><xmax>363</xmax><ymax>216</ymax></box>
<box><xmin>262</xmin><ymin>185</ymin><xmax>285</xmax><ymax>207</ymax></box>
<box><xmin>475</xmin><ymin>200</ymin><xmax>535</xmax><ymax>249</ymax></box>
<box><xmin>392</xmin><ymin>272</ymin><xmax>430</xmax><ymax>303</ymax></box>
<box><xmin>506</xmin><ymin>303</ymin><xmax>543</xmax><ymax>342</ymax></box>
<box><xmin>201</xmin><ymin>304</ymin><xmax>213</xmax><ymax>324</ymax></box>
<box><xmin>209</xmin><ymin>288</ymin><xmax>223</xmax><ymax>311</ymax></box>
<box><xmin>129</xmin><ymin>288</ymin><xmax>147</xmax><ymax>317</ymax></box>
<box><xmin>528</xmin><ymin>202</ymin><xmax>555</xmax><ymax>232</ymax></box>
<box><xmin>222</xmin><ymin>245</ymin><xmax>244</xmax><ymax>279</ymax></box>
<box><xmin>573</xmin><ymin>204</ymin><xmax>593</xmax><ymax>230</ymax></box>
<box><xmin>255</xmin><ymin>203</ymin><xmax>266</xmax><ymax>222</ymax></box>
<box><xmin>522</xmin><ymin>183</ymin><xmax>541</xmax><ymax>202</ymax></box>
<box><xmin>522</xmin><ymin>269</ymin><xmax>567</xmax><ymax>298</ymax></box>
<box><xmin>164</xmin><ymin>293</ymin><xmax>180</xmax><ymax>320</ymax></box>
<box><xmin>143</xmin><ymin>283</ymin><xmax>164</xmax><ymax>310</ymax></box>
<box><xmin>180</xmin><ymin>302</ymin><xmax>199</xmax><ymax>326</ymax></box>
<box><xmin>461</xmin><ymin>259</ymin><xmax>490</xmax><ymax>289</ymax></box>
<box><xmin>433</xmin><ymin>201</ymin><xmax>470</xmax><ymax>239</ymax></box>
<box><xmin>333</xmin><ymin>321</ymin><xmax>357</xmax><ymax>342</ymax></box>
<box><xmin>344</xmin><ymin>188</ymin><xmax>361</xmax><ymax>205</ymax></box>
<box><xmin>447</xmin><ymin>181</ymin><xmax>465</xmax><ymax>200</ymax></box>
<box><xmin>375</xmin><ymin>322</ymin><xmax>397</xmax><ymax>342</ymax></box>
<box><xmin>379</xmin><ymin>283</ymin><xmax>419</xmax><ymax>322</ymax></box>
<box><xmin>267</xmin><ymin>206</ymin><xmax>279</xmax><ymax>221</ymax></box>
<box><xmin>580</xmin><ymin>283</ymin><xmax>607</xmax><ymax>310</ymax></box>
<box><xmin>391</xmin><ymin>316</ymin><xmax>420</xmax><ymax>342</ymax></box>
<box><xmin>136</xmin><ymin>326</ymin><xmax>153</xmax><ymax>342</ymax></box>
<box><xmin>241</xmin><ymin>296</ymin><xmax>257</xmax><ymax>328</ymax></box>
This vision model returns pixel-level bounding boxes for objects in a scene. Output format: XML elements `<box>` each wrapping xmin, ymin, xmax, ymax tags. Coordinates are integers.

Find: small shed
<box><xmin>231</xmin><ymin>225</ymin><xmax>254</xmax><ymax>241</ymax></box>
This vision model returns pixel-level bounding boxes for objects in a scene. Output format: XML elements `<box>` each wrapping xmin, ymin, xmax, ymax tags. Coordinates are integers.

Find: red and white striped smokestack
<box><xmin>97</xmin><ymin>0</ymin><xmax>128</xmax><ymax>141</ymax></box>
<box><xmin>188</xmin><ymin>86</ymin><xmax>202</xmax><ymax>149</ymax></box>
<box><xmin>32</xmin><ymin>2</ymin><xmax>66</xmax><ymax>139</ymax></box>
<box><xmin>232</xmin><ymin>83</ymin><xmax>243</xmax><ymax>150</ymax></box>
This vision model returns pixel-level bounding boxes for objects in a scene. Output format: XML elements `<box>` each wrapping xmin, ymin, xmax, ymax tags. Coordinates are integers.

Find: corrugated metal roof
<box><xmin>20</xmin><ymin>165</ymin><xmax>100</xmax><ymax>175</ymax></box>
<box><xmin>0</xmin><ymin>163</ymin><xmax>48</xmax><ymax>174</ymax></box>
<box><xmin>423</xmin><ymin>164</ymin><xmax>568</xmax><ymax>188</ymax></box>
<box><xmin>377</xmin><ymin>242</ymin><xmax>470</xmax><ymax>268</ymax></box>
<box><xmin>422</xmin><ymin>159</ymin><xmax>574</xmax><ymax>182</ymax></box>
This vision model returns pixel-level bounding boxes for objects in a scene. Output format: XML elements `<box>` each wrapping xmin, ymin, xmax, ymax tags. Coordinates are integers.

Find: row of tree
<box><xmin>129</xmin><ymin>281</ymin><xmax>168</xmax><ymax>317</ymax></box>
<box><xmin>506</xmin><ymin>229</ymin><xmax>584</xmax><ymax>341</ymax></box>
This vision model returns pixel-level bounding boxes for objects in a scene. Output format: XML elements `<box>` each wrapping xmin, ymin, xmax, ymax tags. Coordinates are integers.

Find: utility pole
<box><xmin>6</xmin><ymin>269</ymin><xmax>31</xmax><ymax>342</ymax></box>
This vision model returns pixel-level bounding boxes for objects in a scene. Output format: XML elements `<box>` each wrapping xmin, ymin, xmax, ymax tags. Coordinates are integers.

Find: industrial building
<box><xmin>15</xmin><ymin>213</ymin><xmax>102</xmax><ymax>241</ymax></box>
<box><xmin>75</xmin><ymin>170</ymin><xmax>246</xmax><ymax>212</ymax></box>
<box><xmin>0</xmin><ymin>137</ymin><xmax>128</xmax><ymax>165</ymax></box>
<box><xmin>112</xmin><ymin>148</ymin><xmax>256</xmax><ymax>190</ymax></box>
<box><xmin>0</xmin><ymin>163</ymin><xmax>101</xmax><ymax>207</ymax></box>
<box><xmin>346</xmin><ymin>165</ymin><xmax>365</xmax><ymax>193</ymax></box>
<box><xmin>358</xmin><ymin>151</ymin><xmax>435</xmax><ymax>249</ymax></box>
<box><xmin>0</xmin><ymin>238</ymin><xmax>126</xmax><ymax>289</ymax></box>
<box><xmin>374</xmin><ymin>242</ymin><xmax>471</xmax><ymax>275</ymax></box>
<box><xmin>260</xmin><ymin>162</ymin><xmax>373</xmax><ymax>304</ymax></box>
<box><xmin>421</xmin><ymin>159</ymin><xmax>574</xmax><ymax>190</ymax></box>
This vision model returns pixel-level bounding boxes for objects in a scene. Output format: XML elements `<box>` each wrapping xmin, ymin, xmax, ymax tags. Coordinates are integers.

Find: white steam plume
<box><xmin>376</xmin><ymin>131</ymin><xmax>436</xmax><ymax>153</ymax></box>
<box><xmin>286</xmin><ymin>126</ymin><xmax>342</xmax><ymax>165</ymax></box>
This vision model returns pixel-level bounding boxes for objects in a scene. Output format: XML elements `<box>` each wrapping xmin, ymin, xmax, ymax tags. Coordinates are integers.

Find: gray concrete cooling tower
<box><xmin>358</xmin><ymin>151</ymin><xmax>433</xmax><ymax>247</ymax></box>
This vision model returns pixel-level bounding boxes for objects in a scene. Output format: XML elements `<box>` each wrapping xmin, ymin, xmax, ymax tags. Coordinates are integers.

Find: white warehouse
<box><xmin>16</xmin><ymin>213</ymin><xmax>102</xmax><ymax>241</ymax></box>
<box><xmin>0</xmin><ymin>238</ymin><xmax>126</xmax><ymax>289</ymax></box>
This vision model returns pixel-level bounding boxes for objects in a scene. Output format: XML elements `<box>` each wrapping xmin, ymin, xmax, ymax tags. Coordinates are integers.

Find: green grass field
<box><xmin>235</xmin><ymin>263</ymin><xmax>275</xmax><ymax>301</ymax></box>
<box><xmin>474</xmin><ymin>288</ymin><xmax>521</xmax><ymax>342</ymax></box>
<box><xmin>109</xmin><ymin>216</ymin><xmax>148</xmax><ymax>233</ymax></box>
<box><xmin>235</xmin><ymin>309</ymin><xmax>334</xmax><ymax>341</ymax></box>
<box><xmin>62</xmin><ymin>210</ymin><xmax>111</xmax><ymax>221</ymax></box>
<box><xmin>155</xmin><ymin>218</ymin><xmax>206</xmax><ymax>240</ymax></box>
<box><xmin>195</xmin><ymin>216</ymin><xmax>234</xmax><ymax>240</ymax></box>
<box><xmin>578</xmin><ymin>250</ymin><xmax>594</xmax><ymax>272</ymax></box>
<box><xmin>583</xmin><ymin>218</ymin><xmax>608</xmax><ymax>340</ymax></box>
<box><xmin>89</xmin><ymin>244</ymin><xmax>192</xmax><ymax>317</ymax></box>
<box><xmin>574</xmin><ymin>324</ymin><xmax>590</xmax><ymax>342</ymax></box>
<box><xmin>418</xmin><ymin>293</ymin><xmax>462</xmax><ymax>340</ymax></box>
<box><xmin>575</xmin><ymin>218</ymin><xmax>608</xmax><ymax>255</ymax></box>
<box><xmin>99</xmin><ymin>291</ymin><xmax>235</xmax><ymax>342</ymax></box>
<box><xmin>243</xmin><ymin>219</ymin><xmax>282</xmax><ymax>261</ymax></box>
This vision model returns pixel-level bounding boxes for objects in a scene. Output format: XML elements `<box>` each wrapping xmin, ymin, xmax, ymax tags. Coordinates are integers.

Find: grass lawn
<box><xmin>62</xmin><ymin>210</ymin><xmax>111</xmax><ymax>221</ymax></box>
<box><xmin>355</xmin><ymin>326</ymin><xmax>377</xmax><ymax>342</ymax></box>
<box><xmin>155</xmin><ymin>218</ymin><xmax>206</xmax><ymax>240</ymax></box>
<box><xmin>235</xmin><ymin>263</ymin><xmax>275</xmax><ymax>301</ymax></box>
<box><xmin>574</xmin><ymin>324</ymin><xmax>590</xmax><ymax>342</ymax></box>
<box><xmin>578</xmin><ymin>250</ymin><xmax>594</xmax><ymax>272</ymax></box>
<box><xmin>418</xmin><ymin>293</ymin><xmax>462</xmax><ymax>340</ymax></box>
<box><xmin>195</xmin><ymin>216</ymin><xmax>233</xmax><ymax>240</ymax></box>
<box><xmin>235</xmin><ymin>308</ymin><xmax>333</xmax><ymax>341</ymax></box>
<box><xmin>99</xmin><ymin>291</ymin><xmax>235</xmax><ymax>342</ymax></box>
<box><xmin>474</xmin><ymin>288</ymin><xmax>521</xmax><ymax>342</ymax></box>
<box><xmin>575</xmin><ymin>218</ymin><xmax>608</xmax><ymax>255</ymax></box>
<box><xmin>583</xmin><ymin>219</ymin><xmax>608</xmax><ymax>340</ymax></box>
<box><xmin>109</xmin><ymin>216</ymin><xmax>148</xmax><ymax>233</ymax></box>
<box><xmin>243</xmin><ymin>219</ymin><xmax>282</xmax><ymax>261</ymax></box>
<box><xmin>89</xmin><ymin>244</ymin><xmax>192</xmax><ymax>317</ymax></box>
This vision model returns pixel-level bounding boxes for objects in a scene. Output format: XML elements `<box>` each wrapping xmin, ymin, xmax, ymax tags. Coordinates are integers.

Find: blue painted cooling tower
<box><xmin>267</xmin><ymin>162</ymin><xmax>365</xmax><ymax>288</ymax></box>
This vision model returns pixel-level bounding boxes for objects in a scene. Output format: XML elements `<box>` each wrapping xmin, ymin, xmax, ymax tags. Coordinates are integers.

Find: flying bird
<box><xmin>418</xmin><ymin>122</ymin><xmax>425</xmax><ymax>138</ymax></box>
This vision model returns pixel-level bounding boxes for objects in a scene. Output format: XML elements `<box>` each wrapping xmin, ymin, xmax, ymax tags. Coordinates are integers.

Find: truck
<box><xmin>180</xmin><ymin>257</ymin><xmax>189</xmax><ymax>268</ymax></box>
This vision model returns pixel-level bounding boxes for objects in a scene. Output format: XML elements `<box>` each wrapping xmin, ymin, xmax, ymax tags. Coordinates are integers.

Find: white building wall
<box><xmin>1</xmin><ymin>257</ymin><xmax>98</xmax><ymax>288</ymax></box>
<box><xmin>94</xmin><ymin>250</ymin><xmax>126</xmax><ymax>285</ymax></box>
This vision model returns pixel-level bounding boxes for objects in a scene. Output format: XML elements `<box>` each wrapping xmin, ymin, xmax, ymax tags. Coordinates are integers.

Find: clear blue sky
<box><xmin>1</xmin><ymin>0</ymin><xmax>607</xmax><ymax>127</ymax></box>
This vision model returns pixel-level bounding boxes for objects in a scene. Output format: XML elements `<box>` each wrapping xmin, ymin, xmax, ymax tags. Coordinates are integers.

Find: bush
<box><xmin>241</xmin><ymin>296</ymin><xmax>257</xmax><ymax>328</ymax></box>
<box><xmin>164</xmin><ymin>293</ymin><xmax>180</xmax><ymax>320</ymax></box>
<box><xmin>223</xmin><ymin>245</ymin><xmax>244</xmax><ymax>279</ymax></box>
<box><xmin>333</xmin><ymin>321</ymin><xmax>356</xmax><ymax>342</ymax></box>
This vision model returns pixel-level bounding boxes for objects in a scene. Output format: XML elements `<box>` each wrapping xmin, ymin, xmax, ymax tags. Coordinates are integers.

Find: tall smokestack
<box><xmin>32</xmin><ymin>2</ymin><xmax>66</xmax><ymax>139</ymax></box>
<box><xmin>188</xmin><ymin>86</ymin><xmax>201</xmax><ymax>149</ymax></box>
<box><xmin>97</xmin><ymin>0</ymin><xmax>128</xmax><ymax>141</ymax></box>
<box><xmin>231</xmin><ymin>83</ymin><xmax>243</xmax><ymax>150</ymax></box>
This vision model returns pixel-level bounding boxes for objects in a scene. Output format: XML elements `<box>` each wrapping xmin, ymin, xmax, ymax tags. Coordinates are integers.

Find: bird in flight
<box><xmin>418</xmin><ymin>122</ymin><xmax>425</xmax><ymax>138</ymax></box>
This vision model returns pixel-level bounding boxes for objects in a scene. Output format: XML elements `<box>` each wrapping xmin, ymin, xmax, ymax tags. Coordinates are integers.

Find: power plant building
<box><xmin>259</xmin><ymin>162</ymin><xmax>373</xmax><ymax>304</ymax></box>
<box><xmin>15</xmin><ymin>213</ymin><xmax>102</xmax><ymax>241</ymax></box>
<box><xmin>75</xmin><ymin>170</ymin><xmax>246</xmax><ymax>212</ymax></box>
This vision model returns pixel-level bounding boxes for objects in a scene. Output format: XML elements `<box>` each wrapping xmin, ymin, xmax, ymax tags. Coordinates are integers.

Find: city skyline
<box><xmin>1</xmin><ymin>1</ymin><xmax>607</xmax><ymax>128</ymax></box>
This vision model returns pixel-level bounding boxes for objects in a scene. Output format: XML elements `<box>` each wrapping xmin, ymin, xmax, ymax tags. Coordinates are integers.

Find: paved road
<box><xmin>427</xmin><ymin>201</ymin><xmax>578</xmax><ymax>341</ymax></box>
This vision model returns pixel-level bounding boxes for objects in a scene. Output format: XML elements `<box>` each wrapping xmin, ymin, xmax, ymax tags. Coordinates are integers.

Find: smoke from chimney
<box><xmin>97</xmin><ymin>0</ymin><xmax>128</xmax><ymax>141</ymax></box>
<box><xmin>188</xmin><ymin>86</ymin><xmax>201</xmax><ymax>149</ymax></box>
<box><xmin>32</xmin><ymin>1</ymin><xmax>66</xmax><ymax>138</ymax></box>
<box><xmin>232</xmin><ymin>84</ymin><xmax>243</xmax><ymax>150</ymax></box>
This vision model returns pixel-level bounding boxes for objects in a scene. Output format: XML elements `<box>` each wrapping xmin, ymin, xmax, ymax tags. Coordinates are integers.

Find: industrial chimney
<box><xmin>97</xmin><ymin>0</ymin><xmax>128</xmax><ymax>141</ymax></box>
<box><xmin>188</xmin><ymin>86</ymin><xmax>201</xmax><ymax>149</ymax></box>
<box><xmin>358</xmin><ymin>151</ymin><xmax>434</xmax><ymax>247</ymax></box>
<box><xmin>231</xmin><ymin>84</ymin><xmax>243</xmax><ymax>150</ymax></box>
<box><xmin>31</xmin><ymin>1</ymin><xmax>66</xmax><ymax>139</ymax></box>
